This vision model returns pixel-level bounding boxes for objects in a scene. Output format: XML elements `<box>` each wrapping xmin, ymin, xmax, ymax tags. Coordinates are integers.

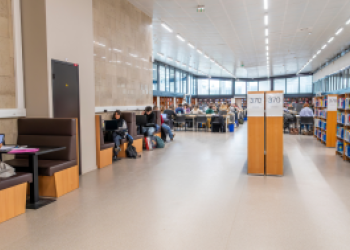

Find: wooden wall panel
<box><xmin>0</xmin><ymin>183</ymin><xmax>27</xmax><ymax>224</ymax></box>
<box><xmin>247</xmin><ymin>116</ymin><xmax>265</xmax><ymax>175</ymax></box>
<box><xmin>265</xmin><ymin>117</ymin><xmax>284</xmax><ymax>175</ymax></box>
<box><xmin>326</xmin><ymin>111</ymin><xmax>337</xmax><ymax>148</ymax></box>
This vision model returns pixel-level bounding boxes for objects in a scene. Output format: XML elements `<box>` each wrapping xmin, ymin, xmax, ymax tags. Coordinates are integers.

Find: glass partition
<box><xmin>235</xmin><ymin>81</ymin><xmax>246</xmax><ymax>95</ymax></box>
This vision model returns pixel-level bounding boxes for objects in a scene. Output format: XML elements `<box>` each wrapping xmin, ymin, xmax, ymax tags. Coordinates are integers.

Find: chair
<box><xmin>299</xmin><ymin>116</ymin><xmax>314</xmax><ymax>134</ymax></box>
<box><xmin>211</xmin><ymin>116</ymin><xmax>225</xmax><ymax>132</ymax></box>
<box><xmin>196</xmin><ymin>116</ymin><xmax>207</xmax><ymax>132</ymax></box>
<box><xmin>5</xmin><ymin>118</ymin><xmax>79</xmax><ymax>198</ymax></box>
<box><xmin>219</xmin><ymin>110</ymin><xmax>227</xmax><ymax>116</ymax></box>
<box><xmin>174</xmin><ymin>116</ymin><xmax>186</xmax><ymax>131</ymax></box>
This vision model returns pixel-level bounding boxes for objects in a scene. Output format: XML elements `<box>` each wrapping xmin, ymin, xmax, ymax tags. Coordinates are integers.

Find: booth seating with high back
<box><xmin>153</xmin><ymin>110</ymin><xmax>162</xmax><ymax>138</ymax></box>
<box><xmin>5</xmin><ymin>118</ymin><xmax>79</xmax><ymax>198</ymax></box>
<box><xmin>95</xmin><ymin>115</ymin><xmax>115</xmax><ymax>169</ymax></box>
<box><xmin>0</xmin><ymin>173</ymin><xmax>32</xmax><ymax>223</ymax></box>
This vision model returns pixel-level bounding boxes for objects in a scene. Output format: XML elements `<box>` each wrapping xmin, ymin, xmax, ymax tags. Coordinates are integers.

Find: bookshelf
<box><xmin>313</xmin><ymin>94</ymin><xmax>337</xmax><ymax>147</ymax></box>
<box><xmin>336</xmin><ymin>94</ymin><xmax>350</xmax><ymax>160</ymax></box>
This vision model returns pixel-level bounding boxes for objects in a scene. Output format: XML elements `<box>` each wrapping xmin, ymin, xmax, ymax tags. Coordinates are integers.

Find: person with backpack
<box><xmin>153</xmin><ymin>106</ymin><xmax>175</xmax><ymax>141</ymax></box>
<box><xmin>110</xmin><ymin>110</ymin><xmax>128</xmax><ymax>160</ymax></box>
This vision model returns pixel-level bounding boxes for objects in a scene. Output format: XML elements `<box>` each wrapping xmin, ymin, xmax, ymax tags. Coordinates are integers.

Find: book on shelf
<box><xmin>337</xmin><ymin>126</ymin><xmax>344</xmax><ymax>139</ymax></box>
<box><xmin>345</xmin><ymin>145</ymin><xmax>350</xmax><ymax>157</ymax></box>
<box><xmin>345</xmin><ymin>130</ymin><xmax>350</xmax><ymax>142</ymax></box>
<box><xmin>337</xmin><ymin>111</ymin><xmax>345</xmax><ymax>124</ymax></box>
<box><xmin>337</xmin><ymin>140</ymin><xmax>344</xmax><ymax>153</ymax></box>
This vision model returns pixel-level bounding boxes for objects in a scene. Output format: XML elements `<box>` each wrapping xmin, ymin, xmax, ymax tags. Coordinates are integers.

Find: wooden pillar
<box><xmin>247</xmin><ymin>91</ymin><xmax>265</xmax><ymax>175</ymax></box>
<box><xmin>265</xmin><ymin>91</ymin><xmax>284</xmax><ymax>176</ymax></box>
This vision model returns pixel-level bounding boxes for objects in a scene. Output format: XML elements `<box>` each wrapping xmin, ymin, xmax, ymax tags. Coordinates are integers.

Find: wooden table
<box><xmin>178</xmin><ymin>114</ymin><xmax>233</xmax><ymax>132</ymax></box>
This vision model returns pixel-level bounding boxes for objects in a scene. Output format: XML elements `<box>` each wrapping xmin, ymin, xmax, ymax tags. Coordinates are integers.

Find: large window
<box><xmin>300</xmin><ymin>76</ymin><xmax>312</xmax><ymax>93</ymax></box>
<box><xmin>175</xmin><ymin>70</ymin><xmax>181</xmax><ymax>93</ymax></box>
<box><xmin>165</xmin><ymin>66</ymin><xmax>170</xmax><ymax>92</ymax></box>
<box><xmin>193</xmin><ymin>78</ymin><xmax>197</xmax><ymax>95</ymax></box>
<box><xmin>286</xmin><ymin>77</ymin><xmax>298</xmax><ymax>94</ymax></box>
<box><xmin>235</xmin><ymin>81</ymin><xmax>246</xmax><ymax>95</ymax></box>
<box><xmin>259</xmin><ymin>80</ymin><xmax>270</xmax><ymax>91</ymax></box>
<box><xmin>274</xmin><ymin>79</ymin><xmax>285</xmax><ymax>93</ymax></box>
<box><xmin>198</xmin><ymin>79</ymin><xmax>209</xmax><ymax>95</ymax></box>
<box><xmin>170</xmin><ymin>68</ymin><xmax>175</xmax><ymax>92</ymax></box>
<box><xmin>220</xmin><ymin>80</ymin><xmax>232</xmax><ymax>94</ymax></box>
<box><xmin>247</xmin><ymin>82</ymin><xmax>258</xmax><ymax>92</ymax></box>
<box><xmin>159</xmin><ymin>65</ymin><xmax>165</xmax><ymax>91</ymax></box>
<box><xmin>189</xmin><ymin>75</ymin><xmax>193</xmax><ymax>95</ymax></box>
<box><xmin>210</xmin><ymin>80</ymin><xmax>220</xmax><ymax>95</ymax></box>
<box><xmin>153</xmin><ymin>63</ymin><xmax>157</xmax><ymax>90</ymax></box>
<box><xmin>182</xmin><ymin>72</ymin><xmax>187</xmax><ymax>94</ymax></box>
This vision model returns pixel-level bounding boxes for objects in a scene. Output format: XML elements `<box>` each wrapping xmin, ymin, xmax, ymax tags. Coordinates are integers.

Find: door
<box><xmin>52</xmin><ymin>60</ymin><xmax>81</xmax><ymax>174</ymax></box>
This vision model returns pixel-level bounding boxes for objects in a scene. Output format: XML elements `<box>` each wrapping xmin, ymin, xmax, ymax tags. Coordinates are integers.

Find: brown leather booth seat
<box><xmin>0</xmin><ymin>173</ymin><xmax>32</xmax><ymax>223</ymax></box>
<box><xmin>0</xmin><ymin>172</ymin><xmax>32</xmax><ymax>191</ymax></box>
<box><xmin>5</xmin><ymin>118</ymin><xmax>79</xmax><ymax>198</ymax></box>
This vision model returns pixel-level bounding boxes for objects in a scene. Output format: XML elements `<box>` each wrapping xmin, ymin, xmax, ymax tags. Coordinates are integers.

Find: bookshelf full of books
<box><xmin>313</xmin><ymin>94</ymin><xmax>337</xmax><ymax>147</ymax></box>
<box><xmin>336</xmin><ymin>94</ymin><xmax>350</xmax><ymax>160</ymax></box>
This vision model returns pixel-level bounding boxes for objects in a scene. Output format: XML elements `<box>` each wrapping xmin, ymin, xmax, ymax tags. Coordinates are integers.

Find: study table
<box><xmin>0</xmin><ymin>147</ymin><xmax>66</xmax><ymax>209</ymax></box>
<box><xmin>175</xmin><ymin>114</ymin><xmax>234</xmax><ymax>132</ymax></box>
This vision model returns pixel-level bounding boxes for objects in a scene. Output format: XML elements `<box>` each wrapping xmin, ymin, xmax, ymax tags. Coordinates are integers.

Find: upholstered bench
<box><xmin>0</xmin><ymin>173</ymin><xmax>32</xmax><ymax>223</ymax></box>
<box><xmin>5</xmin><ymin>118</ymin><xmax>79</xmax><ymax>198</ymax></box>
<box><xmin>95</xmin><ymin>115</ymin><xmax>115</xmax><ymax>169</ymax></box>
<box><xmin>153</xmin><ymin>110</ymin><xmax>162</xmax><ymax>138</ymax></box>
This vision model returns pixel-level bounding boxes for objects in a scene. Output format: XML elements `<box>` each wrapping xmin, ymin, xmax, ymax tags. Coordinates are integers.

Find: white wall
<box><xmin>45</xmin><ymin>0</ymin><xmax>96</xmax><ymax>174</ymax></box>
<box><xmin>313</xmin><ymin>52</ymin><xmax>350</xmax><ymax>82</ymax></box>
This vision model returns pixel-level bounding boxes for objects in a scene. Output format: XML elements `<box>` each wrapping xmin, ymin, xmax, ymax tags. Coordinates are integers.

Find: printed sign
<box><xmin>266</xmin><ymin>93</ymin><xmax>284</xmax><ymax>117</ymax></box>
<box><xmin>247</xmin><ymin>94</ymin><xmax>264</xmax><ymax>117</ymax></box>
<box><xmin>328</xmin><ymin>95</ymin><xmax>337</xmax><ymax>111</ymax></box>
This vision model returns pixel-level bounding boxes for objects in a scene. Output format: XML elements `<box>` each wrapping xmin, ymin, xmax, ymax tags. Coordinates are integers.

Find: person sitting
<box><xmin>154</xmin><ymin>106</ymin><xmax>175</xmax><ymax>141</ymax></box>
<box><xmin>164</xmin><ymin>105</ymin><xmax>177</xmax><ymax>119</ymax></box>
<box><xmin>175</xmin><ymin>104</ymin><xmax>185</xmax><ymax>115</ymax></box>
<box><xmin>183</xmin><ymin>103</ymin><xmax>191</xmax><ymax>114</ymax></box>
<box><xmin>110</xmin><ymin>110</ymin><xmax>128</xmax><ymax>160</ymax></box>
<box><xmin>300</xmin><ymin>103</ymin><xmax>314</xmax><ymax>135</ymax></box>
<box><xmin>206</xmin><ymin>105</ymin><xmax>214</xmax><ymax>114</ymax></box>
<box><xmin>190</xmin><ymin>105</ymin><xmax>204</xmax><ymax>115</ymax></box>
<box><xmin>142</xmin><ymin>106</ymin><xmax>159</xmax><ymax>136</ymax></box>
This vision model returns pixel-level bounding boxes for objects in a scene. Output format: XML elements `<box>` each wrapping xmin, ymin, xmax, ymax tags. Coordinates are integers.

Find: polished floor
<box><xmin>1</xmin><ymin>124</ymin><xmax>350</xmax><ymax>250</ymax></box>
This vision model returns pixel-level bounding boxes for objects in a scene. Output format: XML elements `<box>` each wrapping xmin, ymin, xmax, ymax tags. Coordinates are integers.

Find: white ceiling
<box><xmin>128</xmin><ymin>0</ymin><xmax>350</xmax><ymax>78</ymax></box>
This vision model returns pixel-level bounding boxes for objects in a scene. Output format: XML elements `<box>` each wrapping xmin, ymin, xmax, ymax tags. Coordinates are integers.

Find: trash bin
<box><xmin>244</xmin><ymin>117</ymin><xmax>248</xmax><ymax>121</ymax></box>
<box><xmin>235</xmin><ymin>119</ymin><xmax>239</xmax><ymax>127</ymax></box>
<box><xmin>229</xmin><ymin>123</ymin><xmax>234</xmax><ymax>132</ymax></box>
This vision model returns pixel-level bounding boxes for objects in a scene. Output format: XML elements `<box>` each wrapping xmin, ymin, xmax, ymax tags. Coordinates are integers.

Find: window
<box><xmin>182</xmin><ymin>72</ymin><xmax>187</xmax><ymax>94</ymax></box>
<box><xmin>235</xmin><ymin>81</ymin><xmax>246</xmax><ymax>95</ymax></box>
<box><xmin>165</xmin><ymin>66</ymin><xmax>170</xmax><ymax>92</ymax></box>
<box><xmin>189</xmin><ymin>75</ymin><xmax>193</xmax><ymax>95</ymax></box>
<box><xmin>286</xmin><ymin>78</ymin><xmax>298</xmax><ymax>94</ymax></box>
<box><xmin>274</xmin><ymin>79</ymin><xmax>285</xmax><ymax>92</ymax></box>
<box><xmin>300</xmin><ymin>76</ymin><xmax>312</xmax><ymax>93</ymax></box>
<box><xmin>170</xmin><ymin>68</ymin><xmax>175</xmax><ymax>92</ymax></box>
<box><xmin>247</xmin><ymin>82</ymin><xmax>258</xmax><ymax>92</ymax></box>
<box><xmin>259</xmin><ymin>80</ymin><xmax>270</xmax><ymax>91</ymax></box>
<box><xmin>210</xmin><ymin>79</ymin><xmax>220</xmax><ymax>95</ymax></box>
<box><xmin>159</xmin><ymin>65</ymin><xmax>165</xmax><ymax>91</ymax></box>
<box><xmin>220</xmin><ymin>80</ymin><xmax>232</xmax><ymax>94</ymax></box>
<box><xmin>193</xmin><ymin>78</ymin><xmax>197</xmax><ymax>95</ymax></box>
<box><xmin>152</xmin><ymin>63</ymin><xmax>157</xmax><ymax>90</ymax></box>
<box><xmin>175</xmin><ymin>70</ymin><xmax>181</xmax><ymax>93</ymax></box>
<box><xmin>198</xmin><ymin>79</ymin><xmax>209</xmax><ymax>95</ymax></box>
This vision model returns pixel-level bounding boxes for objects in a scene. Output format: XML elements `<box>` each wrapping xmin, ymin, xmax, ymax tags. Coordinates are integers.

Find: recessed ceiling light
<box><xmin>336</xmin><ymin>28</ymin><xmax>343</xmax><ymax>35</ymax></box>
<box><xmin>346</xmin><ymin>18</ymin><xmax>350</xmax><ymax>25</ymax></box>
<box><xmin>102</xmin><ymin>57</ymin><xmax>106</xmax><ymax>59</ymax></box>
<box><xmin>188</xmin><ymin>43</ymin><xmax>194</xmax><ymax>49</ymax></box>
<box><xmin>328</xmin><ymin>37</ymin><xmax>334</xmax><ymax>43</ymax></box>
<box><xmin>210</xmin><ymin>59</ymin><xmax>214</xmax><ymax>63</ymax></box>
<box><xmin>113</xmin><ymin>48</ymin><xmax>122</xmax><ymax>52</ymax></box>
<box><xmin>176</xmin><ymin>61</ymin><xmax>180</xmax><ymax>64</ymax></box>
<box><xmin>322</xmin><ymin>44</ymin><xmax>327</xmax><ymax>49</ymax></box>
<box><xmin>317</xmin><ymin>50</ymin><xmax>321</xmax><ymax>54</ymax></box>
<box><xmin>313</xmin><ymin>55</ymin><xmax>316</xmax><ymax>59</ymax></box>
<box><xmin>197</xmin><ymin>49</ymin><xmax>202</xmax><ymax>54</ymax></box>
<box><xmin>161</xmin><ymin>23</ymin><xmax>173</xmax><ymax>33</ymax></box>
<box><xmin>129</xmin><ymin>53</ymin><xmax>137</xmax><ymax>57</ymax></box>
<box><xmin>167</xmin><ymin>57</ymin><xmax>173</xmax><ymax>61</ymax></box>
<box><xmin>176</xmin><ymin>34</ymin><xmax>185</xmax><ymax>42</ymax></box>
<box><xmin>264</xmin><ymin>0</ymin><xmax>268</xmax><ymax>10</ymax></box>
<box><xmin>266</xmin><ymin>52</ymin><xmax>269</xmax><ymax>56</ymax></box>
<box><xmin>264</xmin><ymin>15</ymin><xmax>268</xmax><ymax>26</ymax></box>
<box><xmin>265</xmin><ymin>28</ymin><xmax>268</xmax><ymax>36</ymax></box>
<box><xmin>266</xmin><ymin>46</ymin><xmax>269</xmax><ymax>51</ymax></box>
<box><xmin>266</xmin><ymin>38</ymin><xmax>268</xmax><ymax>44</ymax></box>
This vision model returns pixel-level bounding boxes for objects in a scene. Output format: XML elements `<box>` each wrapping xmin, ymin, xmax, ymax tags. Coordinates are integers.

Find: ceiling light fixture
<box><xmin>167</xmin><ymin>57</ymin><xmax>173</xmax><ymax>61</ymax></box>
<box><xmin>129</xmin><ymin>53</ymin><xmax>137</xmax><ymax>57</ymax></box>
<box><xmin>317</xmin><ymin>50</ymin><xmax>321</xmax><ymax>54</ymax></box>
<box><xmin>266</xmin><ymin>52</ymin><xmax>269</xmax><ymax>56</ymax></box>
<box><xmin>161</xmin><ymin>23</ymin><xmax>173</xmax><ymax>33</ymax></box>
<box><xmin>176</xmin><ymin>34</ymin><xmax>185</xmax><ymax>42</ymax></box>
<box><xmin>204</xmin><ymin>54</ymin><xmax>208</xmax><ymax>58</ymax></box>
<box><xmin>328</xmin><ymin>37</ymin><xmax>334</xmax><ymax>43</ymax></box>
<box><xmin>322</xmin><ymin>44</ymin><xmax>327</xmax><ymax>49</ymax></box>
<box><xmin>264</xmin><ymin>0</ymin><xmax>268</xmax><ymax>9</ymax></box>
<box><xmin>336</xmin><ymin>28</ymin><xmax>343</xmax><ymax>35</ymax></box>
<box><xmin>157</xmin><ymin>52</ymin><xmax>164</xmax><ymax>57</ymax></box>
<box><xmin>264</xmin><ymin>15</ymin><xmax>268</xmax><ymax>25</ymax></box>
<box><xmin>210</xmin><ymin>59</ymin><xmax>214</xmax><ymax>63</ymax></box>
<box><xmin>266</xmin><ymin>46</ymin><xmax>269</xmax><ymax>51</ymax></box>
<box><xmin>188</xmin><ymin>43</ymin><xmax>194</xmax><ymax>49</ymax></box>
<box><xmin>197</xmin><ymin>49</ymin><xmax>202</xmax><ymax>54</ymax></box>
<box><xmin>346</xmin><ymin>18</ymin><xmax>350</xmax><ymax>25</ymax></box>
<box><xmin>113</xmin><ymin>48</ymin><xmax>122</xmax><ymax>52</ymax></box>
<box><xmin>265</xmin><ymin>28</ymin><xmax>268</xmax><ymax>36</ymax></box>
<box><xmin>313</xmin><ymin>55</ymin><xmax>316</xmax><ymax>59</ymax></box>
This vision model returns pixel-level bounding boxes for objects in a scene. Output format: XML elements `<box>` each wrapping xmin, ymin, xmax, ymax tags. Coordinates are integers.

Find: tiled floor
<box><xmin>1</xmin><ymin>124</ymin><xmax>350</xmax><ymax>250</ymax></box>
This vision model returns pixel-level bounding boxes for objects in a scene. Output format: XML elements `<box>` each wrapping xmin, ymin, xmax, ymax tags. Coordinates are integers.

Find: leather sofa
<box><xmin>5</xmin><ymin>118</ymin><xmax>79</xmax><ymax>198</ymax></box>
<box><xmin>119</xmin><ymin>112</ymin><xmax>144</xmax><ymax>157</ymax></box>
<box><xmin>0</xmin><ymin>173</ymin><xmax>32</xmax><ymax>223</ymax></box>
<box><xmin>95</xmin><ymin>115</ymin><xmax>115</xmax><ymax>169</ymax></box>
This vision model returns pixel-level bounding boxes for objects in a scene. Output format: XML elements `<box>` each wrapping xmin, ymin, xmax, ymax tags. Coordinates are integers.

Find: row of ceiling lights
<box><xmin>158</xmin><ymin>22</ymin><xmax>235</xmax><ymax>78</ymax></box>
<box><xmin>264</xmin><ymin>0</ymin><xmax>269</xmax><ymax>77</ymax></box>
<box><xmin>297</xmin><ymin>18</ymin><xmax>350</xmax><ymax>74</ymax></box>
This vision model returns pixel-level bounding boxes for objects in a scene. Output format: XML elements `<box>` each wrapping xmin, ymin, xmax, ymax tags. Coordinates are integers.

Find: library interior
<box><xmin>1</xmin><ymin>0</ymin><xmax>350</xmax><ymax>249</ymax></box>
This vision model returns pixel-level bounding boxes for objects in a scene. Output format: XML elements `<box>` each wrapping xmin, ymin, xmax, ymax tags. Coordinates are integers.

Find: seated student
<box><xmin>110</xmin><ymin>110</ymin><xmax>128</xmax><ymax>160</ymax></box>
<box><xmin>164</xmin><ymin>105</ymin><xmax>177</xmax><ymax>119</ymax></box>
<box><xmin>300</xmin><ymin>103</ymin><xmax>314</xmax><ymax>135</ymax></box>
<box><xmin>190</xmin><ymin>105</ymin><xmax>204</xmax><ymax>115</ymax></box>
<box><xmin>153</xmin><ymin>106</ymin><xmax>175</xmax><ymax>141</ymax></box>
<box><xmin>142</xmin><ymin>106</ymin><xmax>159</xmax><ymax>136</ymax></box>
<box><xmin>183</xmin><ymin>103</ymin><xmax>190</xmax><ymax>114</ymax></box>
<box><xmin>175</xmin><ymin>104</ymin><xmax>185</xmax><ymax>115</ymax></box>
<box><xmin>206</xmin><ymin>105</ymin><xmax>215</xmax><ymax>114</ymax></box>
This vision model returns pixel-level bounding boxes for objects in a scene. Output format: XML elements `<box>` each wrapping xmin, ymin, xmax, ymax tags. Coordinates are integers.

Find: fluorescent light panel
<box><xmin>265</xmin><ymin>28</ymin><xmax>268</xmax><ymax>36</ymax></box>
<box><xmin>197</xmin><ymin>49</ymin><xmax>202</xmax><ymax>54</ymax></box>
<box><xmin>161</xmin><ymin>23</ymin><xmax>173</xmax><ymax>33</ymax></box>
<box><xmin>264</xmin><ymin>0</ymin><xmax>268</xmax><ymax>10</ymax></box>
<box><xmin>322</xmin><ymin>44</ymin><xmax>327</xmax><ymax>49</ymax></box>
<box><xmin>176</xmin><ymin>34</ymin><xmax>185</xmax><ymax>42</ymax></box>
<box><xmin>188</xmin><ymin>43</ymin><xmax>194</xmax><ymax>49</ymax></box>
<box><xmin>328</xmin><ymin>37</ymin><xmax>334</xmax><ymax>43</ymax></box>
<box><xmin>347</xmin><ymin>18</ymin><xmax>350</xmax><ymax>25</ymax></box>
<box><xmin>336</xmin><ymin>28</ymin><xmax>343</xmax><ymax>35</ymax></box>
<box><xmin>264</xmin><ymin>15</ymin><xmax>268</xmax><ymax>25</ymax></box>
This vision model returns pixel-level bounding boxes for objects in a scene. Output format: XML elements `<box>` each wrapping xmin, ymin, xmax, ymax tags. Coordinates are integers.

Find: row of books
<box><xmin>337</xmin><ymin>98</ymin><xmax>350</xmax><ymax>109</ymax></box>
<box><xmin>337</xmin><ymin>140</ymin><xmax>350</xmax><ymax>156</ymax></box>
<box><xmin>315</xmin><ymin>110</ymin><xmax>327</xmax><ymax>119</ymax></box>
<box><xmin>315</xmin><ymin>98</ymin><xmax>327</xmax><ymax>108</ymax></box>
<box><xmin>315</xmin><ymin>129</ymin><xmax>326</xmax><ymax>141</ymax></box>
<box><xmin>314</xmin><ymin>119</ymin><xmax>327</xmax><ymax>130</ymax></box>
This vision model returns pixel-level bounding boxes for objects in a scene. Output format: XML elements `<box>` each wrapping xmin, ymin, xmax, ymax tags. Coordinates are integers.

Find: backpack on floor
<box><xmin>155</xmin><ymin>136</ymin><xmax>165</xmax><ymax>148</ymax></box>
<box><xmin>239</xmin><ymin>119</ymin><xmax>244</xmax><ymax>124</ymax></box>
<box><xmin>126</xmin><ymin>143</ymin><xmax>138</xmax><ymax>159</ymax></box>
